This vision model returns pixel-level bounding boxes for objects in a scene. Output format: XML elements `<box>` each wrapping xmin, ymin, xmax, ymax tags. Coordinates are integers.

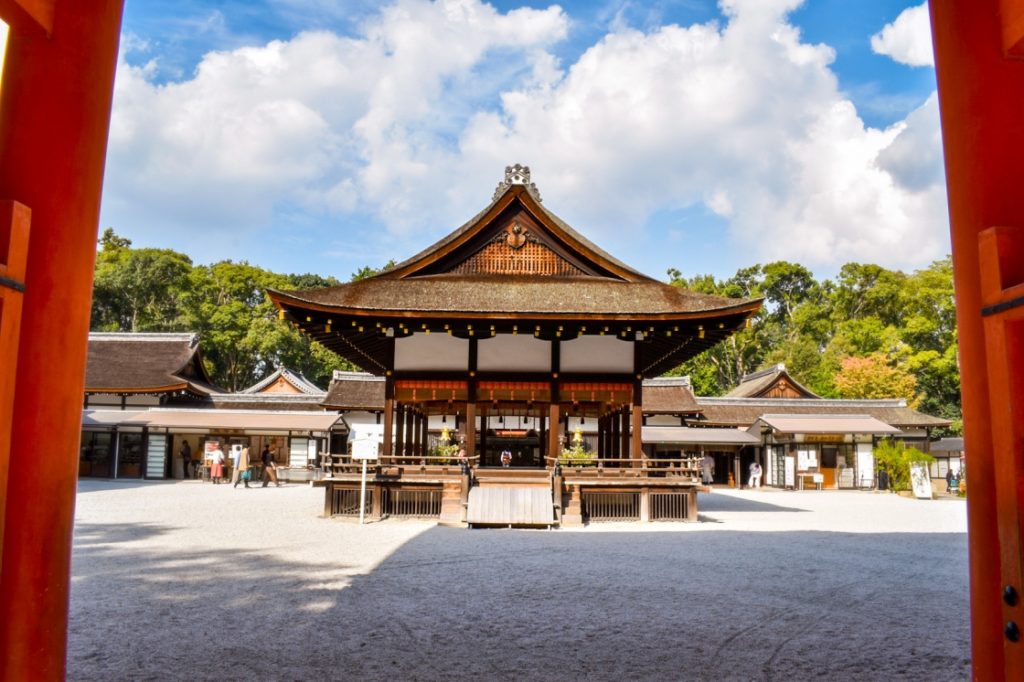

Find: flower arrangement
<box><xmin>559</xmin><ymin>443</ymin><xmax>596</xmax><ymax>467</ymax></box>
<box><xmin>429</xmin><ymin>443</ymin><xmax>460</xmax><ymax>465</ymax></box>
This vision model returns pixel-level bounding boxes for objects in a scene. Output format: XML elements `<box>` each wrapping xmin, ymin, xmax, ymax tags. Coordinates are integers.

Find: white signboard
<box><xmin>856</xmin><ymin>443</ymin><xmax>874</xmax><ymax>488</ymax></box>
<box><xmin>145</xmin><ymin>435</ymin><xmax>167</xmax><ymax>479</ymax></box>
<box><xmin>910</xmin><ymin>462</ymin><xmax>932</xmax><ymax>499</ymax></box>
<box><xmin>289</xmin><ymin>437</ymin><xmax>309</xmax><ymax>468</ymax></box>
<box><xmin>784</xmin><ymin>456</ymin><xmax>796</xmax><ymax>489</ymax></box>
<box><xmin>351</xmin><ymin>438</ymin><xmax>380</xmax><ymax>461</ymax></box>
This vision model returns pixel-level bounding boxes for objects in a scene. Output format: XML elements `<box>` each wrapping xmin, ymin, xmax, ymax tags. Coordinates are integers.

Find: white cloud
<box><xmin>103</xmin><ymin>0</ymin><xmax>949</xmax><ymax>274</ymax></box>
<box><xmin>456</xmin><ymin>0</ymin><xmax>948</xmax><ymax>269</ymax></box>
<box><xmin>870</xmin><ymin>2</ymin><xmax>933</xmax><ymax>67</ymax></box>
<box><xmin>104</xmin><ymin>0</ymin><xmax>569</xmax><ymax>239</ymax></box>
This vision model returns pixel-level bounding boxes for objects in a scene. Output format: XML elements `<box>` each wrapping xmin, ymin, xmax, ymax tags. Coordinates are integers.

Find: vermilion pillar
<box><xmin>930</xmin><ymin>1</ymin><xmax>1024</xmax><ymax>678</ymax></box>
<box><xmin>0</xmin><ymin>1</ymin><xmax>125</xmax><ymax>679</ymax></box>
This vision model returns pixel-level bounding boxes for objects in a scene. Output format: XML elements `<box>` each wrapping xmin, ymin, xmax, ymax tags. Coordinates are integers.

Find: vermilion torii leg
<box><xmin>0</xmin><ymin>1</ymin><xmax>125</xmax><ymax>679</ymax></box>
<box><xmin>930</xmin><ymin>0</ymin><xmax>1024</xmax><ymax>678</ymax></box>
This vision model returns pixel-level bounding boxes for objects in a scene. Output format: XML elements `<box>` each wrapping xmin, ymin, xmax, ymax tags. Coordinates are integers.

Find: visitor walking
<box><xmin>945</xmin><ymin>468</ymin><xmax>955</xmax><ymax>493</ymax></box>
<box><xmin>261</xmin><ymin>445</ymin><xmax>280</xmax><ymax>487</ymax></box>
<box><xmin>500</xmin><ymin>449</ymin><xmax>512</xmax><ymax>467</ymax></box>
<box><xmin>701</xmin><ymin>453</ymin><xmax>715</xmax><ymax>485</ymax></box>
<box><xmin>748</xmin><ymin>461</ymin><xmax>762</xmax><ymax>489</ymax></box>
<box><xmin>234</xmin><ymin>446</ymin><xmax>251</xmax><ymax>489</ymax></box>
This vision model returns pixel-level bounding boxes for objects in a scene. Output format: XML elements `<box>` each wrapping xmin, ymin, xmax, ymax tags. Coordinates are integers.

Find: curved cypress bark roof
<box><xmin>85</xmin><ymin>332</ymin><xmax>219</xmax><ymax>396</ymax></box>
<box><xmin>269</xmin><ymin>167</ymin><xmax>762</xmax><ymax>376</ymax></box>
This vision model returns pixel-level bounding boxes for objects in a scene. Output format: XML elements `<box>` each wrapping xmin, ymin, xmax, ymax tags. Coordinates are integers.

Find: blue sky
<box><xmin>98</xmin><ymin>0</ymin><xmax>944</xmax><ymax>283</ymax></box>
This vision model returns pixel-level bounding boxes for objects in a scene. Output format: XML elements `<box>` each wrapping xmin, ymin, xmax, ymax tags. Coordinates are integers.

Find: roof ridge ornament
<box><xmin>493</xmin><ymin>163</ymin><xmax>542</xmax><ymax>203</ymax></box>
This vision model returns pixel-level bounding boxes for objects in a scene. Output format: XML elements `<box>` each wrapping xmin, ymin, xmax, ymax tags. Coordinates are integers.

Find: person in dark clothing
<box><xmin>261</xmin><ymin>445</ymin><xmax>281</xmax><ymax>487</ymax></box>
<box><xmin>179</xmin><ymin>440</ymin><xmax>192</xmax><ymax>479</ymax></box>
<box><xmin>945</xmin><ymin>468</ymin><xmax>954</xmax><ymax>493</ymax></box>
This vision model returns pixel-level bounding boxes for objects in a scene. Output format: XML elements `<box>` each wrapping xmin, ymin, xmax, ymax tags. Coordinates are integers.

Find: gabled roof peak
<box><xmin>739</xmin><ymin>363</ymin><xmax>787</xmax><ymax>384</ymax></box>
<box><xmin>241</xmin><ymin>366</ymin><xmax>323</xmax><ymax>395</ymax></box>
<box><xmin>493</xmin><ymin>163</ymin><xmax>542</xmax><ymax>203</ymax></box>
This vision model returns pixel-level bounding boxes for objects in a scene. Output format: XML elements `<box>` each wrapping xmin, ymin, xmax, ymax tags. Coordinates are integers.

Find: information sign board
<box><xmin>351</xmin><ymin>438</ymin><xmax>380</xmax><ymax>461</ymax></box>
<box><xmin>910</xmin><ymin>462</ymin><xmax>932</xmax><ymax>499</ymax></box>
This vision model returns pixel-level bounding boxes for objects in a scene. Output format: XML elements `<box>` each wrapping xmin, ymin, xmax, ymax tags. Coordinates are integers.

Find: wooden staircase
<box><xmin>467</xmin><ymin>469</ymin><xmax>555</xmax><ymax>527</ymax></box>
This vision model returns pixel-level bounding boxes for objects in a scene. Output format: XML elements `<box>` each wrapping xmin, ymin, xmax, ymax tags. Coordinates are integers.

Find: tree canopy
<box><xmin>89</xmin><ymin>229</ymin><xmax>375</xmax><ymax>391</ymax></box>
<box><xmin>667</xmin><ymin>257</ymin><xmax>960</xmax><ymax>433</ymax></box>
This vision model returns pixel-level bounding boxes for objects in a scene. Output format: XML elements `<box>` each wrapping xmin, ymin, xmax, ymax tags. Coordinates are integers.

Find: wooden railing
<box><xmin>324</xmin><ymin>454</ymin><xmax>479</xmax><ymax>476</ymax></box>
<box><xmin>546</xmin><ymin>455</ymin><xmax>702</xmax><ymax>478</ymax></box>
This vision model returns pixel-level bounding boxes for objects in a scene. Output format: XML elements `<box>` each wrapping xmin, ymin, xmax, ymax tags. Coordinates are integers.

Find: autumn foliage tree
<box><xmin>833</xmin><ymin>354</ymin><xmax>921</xmax><ymax>407</ymax></box>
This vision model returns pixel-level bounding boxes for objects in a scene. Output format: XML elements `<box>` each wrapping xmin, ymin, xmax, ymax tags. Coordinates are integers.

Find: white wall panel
<box><xmin>559</xmin><ymin>336</ymin><xmax>634</xmax><ymax>373</ymax></box>
<box><xmin>478</xmin><ymin>335</ymin><xmax>551</xmax><ymax>371</ymax></box>
<box><xmin>395</xmin><ymin>333</ymin><xmax>469</xmax><ymax>371</ymax></box>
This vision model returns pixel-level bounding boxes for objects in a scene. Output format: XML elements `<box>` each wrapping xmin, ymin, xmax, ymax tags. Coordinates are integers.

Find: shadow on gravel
<box><xmin>697</xmin><ymin>492</ymin><xmax>810</xmax><ymax>513</ymax></box>
<box><xmin>68</xmin><ymin>522</ymin><xmax>970</xmax><ymax>682</ymax></box>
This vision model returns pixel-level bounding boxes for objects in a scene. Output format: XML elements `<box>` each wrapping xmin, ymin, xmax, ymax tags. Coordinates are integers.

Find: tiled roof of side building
<box><xmin>85</xmin><ymin>332</ymin><xmax>220</xmax><ymax>396</ymax></box>
<box><xmin>642</xmin><ymin>376</ymin><xmax>702</xmax><ymax>414</ymax></box>
<box><xmin>694</xmin><ymin>397</ymin><xmax>951</xmax><ymax>429</ymax></box>
<box><xmin>321</xmin><ymin>371</ymin><xmax>386</xmax><ymax>411</ymax></box>
<box><xmin>205</xmin><ymin>393</ymin><xmax>327</xmax><ymax>412</ymax></box>
<box><xmin>725</xmin><ymin>363</ymin><xmax>821</xmax><ymax>399</ymax></box>
<box><xmin>240</xmin><ymin>366</ymin><xmax>324</xmax><ymax>395</ymax></box>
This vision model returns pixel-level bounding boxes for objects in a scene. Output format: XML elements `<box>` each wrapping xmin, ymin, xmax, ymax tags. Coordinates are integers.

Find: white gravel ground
<box><xmin>68</xmin><ymin>480</ymin><xmax>970</xmax><ymax>681</ymax></box>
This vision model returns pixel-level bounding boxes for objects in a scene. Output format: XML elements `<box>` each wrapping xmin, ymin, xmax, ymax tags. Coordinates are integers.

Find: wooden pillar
<box><xmin>931</xmin><ymin>2</ymin><xmax>1024</xmax><ymax>676</ymax></box>
<box><xmin>548</xmin><ymin>403</ymin><xmax>561</xmax><ymax>466</ymax></box>
<box><xmin>539</xmin><ymin>413</ymin><xmax>547</xmax><ymax>461</ymax></box>
<box><xmin>597</xmin><ymin>415</ymin><xmax>605</xmax><ymax>459</ymax></box>
<box><xmin>610</xmin><ymin>410</ymin><xmax>620</xmax><ymax>461</ymax></box>
<box><xmin>419</xmin><ymin>412</ymin><xmax>428</xmax><ymax>457</ymax></box>
<box><xmin>394</xmin><ymin>403</ymin><xmax>405</xmax><ymax>460</ymax></box>
<box><xmin>631</xmin><ymin>406</ymin><xmax>643</xmax><ymax>469</ymax></box>
<box><xmin>0</xmin><ymin>1</ymin><xmax>127</xmax><ymax>678</ymax></box>
<box><xmin>382</xmin><ymin>393</ymin><xmax>394</xmax><ymax>459</ymax></box>
<box><xmin>620</xmin><ymin>409</ymin><xmax>630</xmax><ymax>466</ymax></box>
<box><xmin>465</xmin><ymin>401</ymin><xmax>477</xmax><ymax>460</ymax></box>
<box><xmin>0</xmin><ymin>201</ymin><xmax>29</xmax><ymax>570</ymax></box>
<box><xmin>479</xmin><ymin>411</ymin><xmax>488</xmax><ymax>466</ymax></box>
<box><xmin>404</xmin><ymin>405</ymin><xmax>414</xmax><ymax>458</ymax></box>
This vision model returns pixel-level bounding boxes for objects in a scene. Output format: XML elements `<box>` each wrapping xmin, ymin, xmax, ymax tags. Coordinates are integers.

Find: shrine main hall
<box><xmin>269</xmin><ymin>165</ymin><xmax>762</xmax><ymax>526</ymax></box>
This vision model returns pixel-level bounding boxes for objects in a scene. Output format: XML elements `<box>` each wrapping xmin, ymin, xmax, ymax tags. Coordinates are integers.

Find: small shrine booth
<box><xmin>269</xmin><ymin>166</ymin><xmax>761</xmax><ymax>525</ymax></box>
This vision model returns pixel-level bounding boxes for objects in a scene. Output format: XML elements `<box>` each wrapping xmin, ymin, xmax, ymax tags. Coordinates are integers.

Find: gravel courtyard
<box><xmin>68</xmin><ymin>480</ymin><xmax>970</xmax><ymax>681</ymax></box>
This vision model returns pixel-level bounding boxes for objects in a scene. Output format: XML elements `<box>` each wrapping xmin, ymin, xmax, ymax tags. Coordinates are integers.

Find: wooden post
<box><xmin>929</xmin><ymin>4</ymin><xmax>1024</xmax><ymax>674</ymax></box>
<box><xmin>0</xmin><ymin>1</ymin><xmax>126</xmax><ymax>678</ymax></box>
<box><xmin>548</xmin><ymin>403</ymin><xmax>560</xmax><ymax>466</ymax></box>
<box><xmin>539</xmin><ymin>413</ymin><xmax>547</xmax><ymax>461</ymax></box>
<box><xmin>610</xmin><ymin>409</ymin><xmax>620</xmax><ymax>461</ymax></box>
<box><xmin>0</xmin><ymin>201</ymin><xmax>30</xmax><ymax>573</ymax></box>
<box><xmin>620</xmin><ymin>409</ymin><xmax>630</xmax><ymax>466</ymax></box>
<box><xmin>382</xmin><ymin>388</ymin><xmax>394</xmax><ymax>460</ymax></box>
<box><xmin>419</xmin><ymin>412</ymin><xmax>428</xmax><ymax>457</ymax></box>
<box><xmin>395</xmin><ymin>403</ymin><xmax>405</xmax><ymax>460</ymax></box>
<box><xmin>404</xmin><ymin>405</ymin><xmax>414</xmax><ymax>458</ymax></box>
<box><xmin>465</xmin><ymin>401</ymin><xmax>476</xmax><ymax>460</ymax></box>
<box><xmin>480</xmin><ymin>411</ymin><xmax>488</xmax><ymax>466</ymax></box>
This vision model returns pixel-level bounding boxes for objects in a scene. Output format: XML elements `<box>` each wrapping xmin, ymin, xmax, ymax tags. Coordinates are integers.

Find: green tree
<box><xmin>91</xmin><ymin>229</ymin><xmax>193</xmax><ymax>332</ymax></box>
<box><xmin>874</xmin><ymin>439</ymin><xmax>934</xmax><ymax>492</ymax></box>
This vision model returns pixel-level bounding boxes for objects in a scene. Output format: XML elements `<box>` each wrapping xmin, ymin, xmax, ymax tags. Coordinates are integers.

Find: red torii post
<box><xmin>930</xmin><ymin>0</ymin><xmax>1024</xmax><ymax>679</ymax></box>
<box><xmin>0</xmin><ymin>0</ymin><xmax>125</xmax><ymax>679</ymax></box>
